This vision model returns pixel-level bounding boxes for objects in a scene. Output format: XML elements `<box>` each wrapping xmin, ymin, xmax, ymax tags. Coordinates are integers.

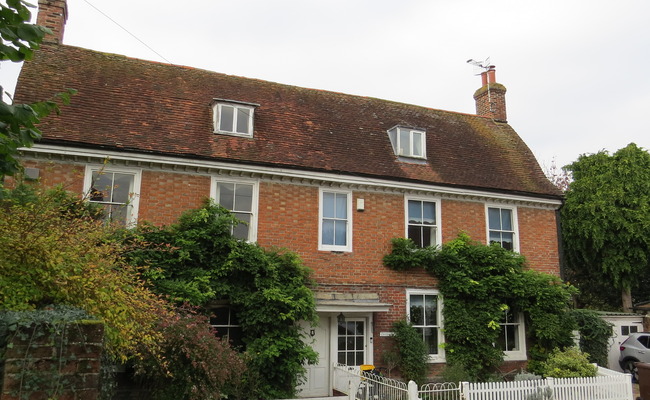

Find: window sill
<box><xmin>213</xmin><ymin>130</ymin><xmax>253</xmax><ymax>138</ymax></box>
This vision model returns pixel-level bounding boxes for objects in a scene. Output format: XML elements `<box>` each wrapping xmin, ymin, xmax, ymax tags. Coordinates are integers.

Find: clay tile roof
<box><xmin>14</xmin><ymin>44</ymin><xmax>561</xmax><ymax>199</ymax></box>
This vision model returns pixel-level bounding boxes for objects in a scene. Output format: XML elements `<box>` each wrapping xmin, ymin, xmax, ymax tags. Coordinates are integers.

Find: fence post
<box><xmin>460</xmin><ymin>381</ymin><xmax>469</xmax><ymax>399</ymax></box>
<box><xmin>407</xmin><ymin>380</ymin><xmax>419</xmax><ymax>400</ymax></box>
<box><xmin>348</xmin><ymin>378</ymin><xmax>355</xmax><ymax>400</ymax></box>
<box><xmin>546</xmin><ymin>377</ymin><xmax>555</xmax><ymax>399</ymax></box>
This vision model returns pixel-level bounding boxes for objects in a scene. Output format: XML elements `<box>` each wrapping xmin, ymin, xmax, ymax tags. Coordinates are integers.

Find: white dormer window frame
<box><xmin>212</xmin><ymin>99</ymin><xmax>259</xmax><ymax>137</ymax></box>
<box><xmin>388</xmin><ymin>126</ymin><xmax>426</xmax><ymax>159</ymax></box>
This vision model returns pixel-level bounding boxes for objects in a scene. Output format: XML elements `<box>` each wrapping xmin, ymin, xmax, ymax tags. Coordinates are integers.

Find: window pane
<box><xmin>424</xmin><ymin>327</ymin><xmax>438</xmax><ymax>355</ymax></box>
<box><xmin>338</xmin><ymin>353</ymin><xmax>346</xmax><ymax>364</ymax></box>
<box><xmin>412</xmin><ymin>131</ymin><xmax>423</xmax><ymax>156</ymax></box>
<box><xmin>410</xmin><ymin>295</ymin><xmax>424</xmax><ymax>325</ymax></box>
<box><xmin>236</xmin><ymin>107</ymin><xmax>249</xmax><ymax>133</ymax></box>
<box><xmin>501</xmin><ymin>209</ymin><xmax>513</xmax><ymax>230</ymax></box>
<box><xmin>335</xmin><ymin>193</ymin><xmax>347</xmax><ymax>219</ymax></box>
<box><xmin>425</xmin><ymin>295</ymin><xmax>437</xmax><ymax>325</ymax></box>
<box><xmin>232</xmin><ymin>213</ymin><xmax>250</xmax><ymax>240</ymax></box>
<box><xmin>228</xmin><ymin>327</ymin><xmax>244</xmax><ymax>349</ymax></box>
<box><xmin>218</xmin><ymin>183</ymin><xmax>235</xmax><ymax>210</ymax></box>
<box><xmin>631</xmin><ymin>326</ymin><xmax>639</xmax><ymax>334</ymax></box>
<box><xmin>501</xmin><ymin>233</ymin><xmax>514</xmax><ymax>250</ymax></box>
<box><xmin>220</xmin><ymin>105</ymin><xmax>234</xmax><ymax>131</ymax></box>
<box><xmin>323</xmin><ymin>192</ymin><xmax>335</xmax><ymax>218</ymax></box>
<box><xmin>399</xmin><ymin>129</ymin><xmax>410</xmax><ymax>155</ymax></box>
<box><xmin>334</xmin><ymin>220</ymin><xmax>347</xmax><ymax>246</ymax></box>
<box><xmin>234</xmin><ymin>184</ymin><xmax>253</xmax><ymax>212</ymax></box>
<box><xmin>355</xmin><ymin>352</ymin><xmax>364</xmax><ymax>366</ymax></box>
<box><xmin>408</xmin><ymin>225</ymin><xmax>423</xmax><ymax>247</ymax></box>
<box><xmin>422</xmin><ymin>202</ymin><xmax>435</xmax><ymax>224</ymax></box>
<box><xmin>92</xmin><ymin>172</ymin><xmax>113</xmax><ymax>200</ymax></box>
<box><xmin>112</xmin><ymin>173</ymin><xmax>133</xmax><ymax>203</ymax></box>
<box><xmin>322</xmin><ymin>220</ymin><xmax>334</xmax><ymax>245</ymax></box>
<box><xmin>489</xmin><ymin>231</ymin><xmax>502</xmax><ymax>246</ymax></box>
<box><xmin>408</xmin><ymin>200</ymin><xmax>422</xmax><ymax>223</ymax></box>
<box><xmin>488</xmin><ymin>208</ymin><xmax>501</xmax><ymax>230</ymax></box>
<box><xmin>109</xmin><ymin>204</ymin><xmax>128</xmax><ymax>225</ymax></box>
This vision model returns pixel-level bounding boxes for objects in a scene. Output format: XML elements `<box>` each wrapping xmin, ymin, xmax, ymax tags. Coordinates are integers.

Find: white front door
<box><xmin>298</xmin><ymin>320</ymin><xmax>330</xmax><ymax>397</ymax></box>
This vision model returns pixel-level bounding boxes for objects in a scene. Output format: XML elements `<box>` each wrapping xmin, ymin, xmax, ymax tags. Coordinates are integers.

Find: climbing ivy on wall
<box><xmin>124</xmin><ymin>200</ymin><xmax>318</xmax><ymax>399</ymax></box>
<box><xmin>384</xmin><ymin>234</ymin><xmax>577</xmax><ymax>380</ymax></box>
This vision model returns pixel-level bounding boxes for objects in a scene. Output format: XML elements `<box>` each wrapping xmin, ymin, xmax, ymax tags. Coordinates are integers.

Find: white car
<box><xmin>619</xmin><ymin>331</ymin><xmax>650</xmax><ymax>381</ymax></box>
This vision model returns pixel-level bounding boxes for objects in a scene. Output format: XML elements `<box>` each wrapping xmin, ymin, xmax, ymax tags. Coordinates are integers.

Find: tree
<box><xmin>562</xmin><ymin>143</ymin><xmax>650</xmax><ymax>311</ymax></box>
<box><xmin>0</xmin><ymin>0</ymin><xmax>75</xmax><ymax>178</ymax></box>
<box><xmin>544</xmin><ymin>157</ymin><xmax>572</xmax><ymax>192</ymax></box>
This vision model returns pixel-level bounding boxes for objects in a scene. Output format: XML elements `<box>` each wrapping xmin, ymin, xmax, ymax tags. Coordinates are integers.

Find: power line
<box><xmin>82</xmin><ymin>0</ymin><xmax>173</xmax><ymax>64</ymax></box>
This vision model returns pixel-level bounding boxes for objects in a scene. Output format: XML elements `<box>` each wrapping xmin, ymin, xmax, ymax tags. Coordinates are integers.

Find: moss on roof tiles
<box><xmin>15</xmin><ymin>44</ymin><xmax>561</xmax><ymax>199</ymax></box>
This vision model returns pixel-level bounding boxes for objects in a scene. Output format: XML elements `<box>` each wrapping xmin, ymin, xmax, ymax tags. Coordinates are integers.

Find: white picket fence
<box><xmin>334</xmin><ymin>364</ymin><xmax>633</xmax><ymax>400</ymax></box>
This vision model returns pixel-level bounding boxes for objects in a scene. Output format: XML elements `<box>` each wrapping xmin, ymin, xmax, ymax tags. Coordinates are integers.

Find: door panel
<box><xmin>298</xmin><ymin>320</ymin><xmax>329</xmax><ymax>397</ymax></box>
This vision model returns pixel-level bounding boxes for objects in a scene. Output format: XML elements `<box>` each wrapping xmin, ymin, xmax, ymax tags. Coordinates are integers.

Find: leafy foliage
<box><xmin>390</xmin><ymin>320</ymin><xmax>429</xmax><ymax>384</ymax></box>
<box><xmin>569</xmin><ymin>309</ymin><xmax>613</xmax><ymax>367</ymax></box>
<box><xmin>383</xmin><ymin>237</ymin><xmax>434</xmax><ymax>271</ymax></box>
<box><xmin>0</xmin><ymin>0</ymin><xmax>76</xmax><ymax>178</ymax></box>
<box><xmin>538</xmin><ymin>347</ymin><xmax>597</xmax><ymax>378</ymax></box>
<box><xmin>125</xmin><ymin>200</ymin><xmax>318</xmax><ymax>399</ymax></box>
<box><xmin>384</xmin><ymin>233</ymin><xmax>577</xmax><ymax>380</ymax></box>
<box><xmin>562</xmin><ymin>143</ymin><xmax>650</xmax><ymax>310</ymax></box>
<box><xmin>0</xmin><ymin>0</ymin><xmax>49</xmax><ymax>62</ymax></box>
<box><xmin>135</xmin><ymin>306</ymin><xmax>247</xmax><ymax>400</ymax></box>
<box><xmin>0</xmin><ymin>184</ymin><xmax>169</xmax><ymax>362</ymax></box>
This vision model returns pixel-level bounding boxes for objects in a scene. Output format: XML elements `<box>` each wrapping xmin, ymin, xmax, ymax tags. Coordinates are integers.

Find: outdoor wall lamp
<box><xmin>337</xmin><ymin>312</ymin><xmax>345</xmax><ymax>325</ymax></box>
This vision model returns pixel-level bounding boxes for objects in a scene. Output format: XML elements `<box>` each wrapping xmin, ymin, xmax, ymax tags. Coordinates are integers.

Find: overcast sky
<box><xmin>2</xmin><ymin>0</ymin><xmax>648</xmax><ymax>171</ymax></box>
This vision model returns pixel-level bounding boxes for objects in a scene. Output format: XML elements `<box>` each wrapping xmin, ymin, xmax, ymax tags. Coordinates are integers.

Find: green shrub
<box><xmin>570</xmin><ymin>309</ymin><xmax>612</xmax><ymax>366</ymax></box>
<box><xmin>391</xmin><ymin>320</ymin><xmax>429</xmax><ymax>384</ymax></box>
<box><xmin>539</xmin><ymin>347</ymin><xmax>597</xmax><ymax>378</ymax></box>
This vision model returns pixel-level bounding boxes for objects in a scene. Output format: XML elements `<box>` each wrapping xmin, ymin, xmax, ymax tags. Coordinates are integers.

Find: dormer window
<box><xmin>388</xmin><ymin>126</ymin><xmax>426</xmax><ymax>159</ymax></box>
<box><xmin>212</xmin><ymin>99</ymin><xmax>259</xmax><ymax>137</ymax></box>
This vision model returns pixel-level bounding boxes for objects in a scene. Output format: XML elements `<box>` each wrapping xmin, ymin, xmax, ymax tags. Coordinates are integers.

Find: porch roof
<box><xmin>314</xmin><ymin>292</ymin><xmax>391</xmax><ymax>313</ymax></box>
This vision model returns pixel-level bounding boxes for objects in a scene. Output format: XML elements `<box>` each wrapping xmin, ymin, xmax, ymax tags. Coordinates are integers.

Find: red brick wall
<box><xmin>138</xmin><ymin>170</ymin><xmax>210</xmax><ymax>225</ymax></box>
<box><xmin>441</xmin><ymin>199</ymin><xmax>486</xmax><ymax>243</ymax></box>
<box><xmin>518</xmin><ymin>207</ymin><xmax>561</xmax><ymax>275</ymax></box>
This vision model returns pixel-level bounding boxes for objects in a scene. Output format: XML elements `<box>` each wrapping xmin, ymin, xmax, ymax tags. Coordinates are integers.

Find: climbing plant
<box><xmin>124</xmin><ymin>200</ymin><xmax>318</xmax><ymax>399</ymax></box>
<box><xmin>384</xmin><ymin>234</ymin><xmax>577</xmax><ymax>380</ymax></box>
<box><xmin>569</xmin><ymin>309</ymin><xmax>613</xmax><ymax>367</ymax></box>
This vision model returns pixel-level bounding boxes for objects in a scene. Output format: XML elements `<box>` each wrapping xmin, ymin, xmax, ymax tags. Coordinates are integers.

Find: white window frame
<box><xmin>485</xmin><ymin>204</ymin><xmax>519</xmax><ymax>252</ymax></box>
<box><xmin>388</xmin><ymin>126</ymin><xmax>426</xmax><ymax>159</ymax></box>
<box><xmin>499</xmin><ymin>308</ymin><xmax>527</xmax><ymax>361</ymax></box>
<box><xmin>404</xmin><ymin>196</ymin><xmax>441</xmax><ymax>248</ymax></box>
<box><xmin>83</xmin><ymin>165</ymin><xmax>141</xmax><ymax>227</ymax></box>
<box><xmin>406</xmin><ymin>289</ymin><xmax>445</xmax><ymax>363</ymax></box>
<box><xmin>318</xmin><ymin>188</ymin><xmax>353</xmax><ymax>252</ymax></box>
<box><xmin>212</xmin><ymin>100</ymin><xmax>256</xmax><ymax>137</ymax></box>
<box><xmin>211</xmin><ymin>177</ymin><xmax>259</xmax><ymax>242</ymax></box>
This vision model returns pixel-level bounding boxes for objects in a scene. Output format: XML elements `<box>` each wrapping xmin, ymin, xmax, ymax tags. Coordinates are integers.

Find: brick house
<box><xmin>12</xmin><ymin>0</ymin><xmax>563</xmax><ymax>396</ymax></box>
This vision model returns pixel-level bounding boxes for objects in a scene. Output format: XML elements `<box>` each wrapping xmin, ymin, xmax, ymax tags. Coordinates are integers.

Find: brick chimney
<box><xmin>36</xmin><ymin>0</ymin><xmax>68</xmax><ymax>44</ymax></box>
<box><xmin>473</xmin><ymin>65</ymin><xmax>507</xmax><ymax>122</ymax></box>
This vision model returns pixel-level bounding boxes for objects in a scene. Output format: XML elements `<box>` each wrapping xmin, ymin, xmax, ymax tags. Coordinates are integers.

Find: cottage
<box><xmin>13</xmin><ymin>0</ymin><xmax>563</xmax><ymax>396</ymax></box>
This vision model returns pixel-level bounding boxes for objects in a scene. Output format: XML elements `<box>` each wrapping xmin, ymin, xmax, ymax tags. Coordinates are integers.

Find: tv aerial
<box><xmin>466</xmin><ymin>57</ymin><xmax>491</xmax><ymax>75</ymax></box>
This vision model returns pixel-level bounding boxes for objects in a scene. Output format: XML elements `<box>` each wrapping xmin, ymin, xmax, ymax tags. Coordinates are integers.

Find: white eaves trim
<box><xmin>21</xmin><ymin>144</ymin><xmax>562</xmax><ymax>208</ymax></box>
